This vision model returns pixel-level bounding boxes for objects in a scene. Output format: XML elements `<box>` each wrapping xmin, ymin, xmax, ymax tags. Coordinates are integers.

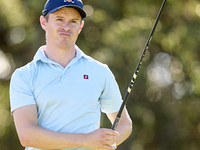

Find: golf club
<box><xmin>111</xmin><ymin>0</ymin><xmax>167</xmax><ymax>130</ymax></box>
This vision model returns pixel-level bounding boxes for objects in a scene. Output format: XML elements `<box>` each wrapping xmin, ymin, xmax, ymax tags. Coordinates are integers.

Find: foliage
<box><xmin>0</xmin><ymin>0</ymin><xmax>200</xmax><ymax>149</ymax></box>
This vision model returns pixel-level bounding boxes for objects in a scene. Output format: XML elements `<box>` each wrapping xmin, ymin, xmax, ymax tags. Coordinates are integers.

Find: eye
<box><xmin>56</xmin><ymin>18</ymin><xmax>63</xmax><ymax>22</ymax></box>
<box><xmin>70</xmin><ymin>20</ymin><xmax>78</xmax><ymax>24</ymax></box>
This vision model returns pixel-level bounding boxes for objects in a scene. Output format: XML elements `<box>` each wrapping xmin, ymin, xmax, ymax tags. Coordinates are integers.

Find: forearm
<box><xmin>20</xmin><ymin>125</ymin><xmax>86</xmax><ymax>149</ymax></box>
<box><xmin>21</xmin><ymin>126</ymin><xmax>120</xmax><ymax>150</ymax></box>
<box><xmin>107</xmin><ymin>108</ymin><xmax>132</xmax><ymax>146</ymax></box>
<box><xmin>13</xmin><ymin>105</ymin><xmax>119</xmax><ymax>150</ymax></box>
<box><xmin>115</xmin><ymin>119</ymin><xmax>132</xmax><ymax>146</ymax></box>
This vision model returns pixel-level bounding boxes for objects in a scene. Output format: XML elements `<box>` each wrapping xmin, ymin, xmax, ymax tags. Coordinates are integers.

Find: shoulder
<box><xmin>82</xmin><ymin>54</ymin><xmax>109</xmax><ymax>70</ymax></box>
<box><xmin>76</xmin><ymin>46</ymin><xmax>114</xmax><ymax>76</ymax></box>
<box><xmin>76</xmin><ymin>46</ymin><xmax>108</xmax><ymax>69</ymax></box>
<box><xmin>11</xmin><ymin>61</ymin><xmax>36</xmax><ymax>82</ymax></box>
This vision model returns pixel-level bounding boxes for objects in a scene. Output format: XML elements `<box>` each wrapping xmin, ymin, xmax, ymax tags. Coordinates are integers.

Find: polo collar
<box><xmin>33</xmin><ymin>45</ymin><xmax>87</xmax><ymax>67</ymax></box>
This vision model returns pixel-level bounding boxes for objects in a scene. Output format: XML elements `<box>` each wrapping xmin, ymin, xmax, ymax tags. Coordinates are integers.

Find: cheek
<box><xmin>46</xmin><ymin>25</ymin><xmax>58</xmax><ymax>36</ymax></box>
<box><xmin>74</xmin><ymin>25</ymin><xmax>82</xmax><ymax>34</ymax></box>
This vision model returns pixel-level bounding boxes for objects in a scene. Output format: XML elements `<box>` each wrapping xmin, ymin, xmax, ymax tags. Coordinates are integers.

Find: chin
<box><xmin>57</xmin><ymin>43</ymin><xmax>73</xmax><ymax>49</ymax></box>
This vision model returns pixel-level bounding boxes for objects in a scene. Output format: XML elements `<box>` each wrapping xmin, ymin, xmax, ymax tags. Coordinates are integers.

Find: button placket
<box><xmin>60</xmin><ymin>66</ymin><xmax>71</xmax><ymax>82</ymax></box>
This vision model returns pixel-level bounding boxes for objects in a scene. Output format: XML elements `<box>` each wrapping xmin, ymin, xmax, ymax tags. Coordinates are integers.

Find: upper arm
<box><xmin>13</xmin><ymin>105</ymin><xmax>38</xmax><ymax>144</ymax></box>
<box><xmin>106</xmin><ymin>107</ymin><xmax>132</xmax><ymax>125</ymax></box>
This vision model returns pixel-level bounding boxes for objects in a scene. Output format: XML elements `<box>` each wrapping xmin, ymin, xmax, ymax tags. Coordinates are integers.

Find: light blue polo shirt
<box><xmin>10</xmin><ymin>45</ymin><xmax>122</xmax><ymax>150</ymax></box>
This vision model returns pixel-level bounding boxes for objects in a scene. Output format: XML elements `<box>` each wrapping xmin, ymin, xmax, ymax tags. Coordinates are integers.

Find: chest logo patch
<box><xmin>84</xmin><ymin>75</ymin><xmax>89</xmax><ymax>79</ymax></box>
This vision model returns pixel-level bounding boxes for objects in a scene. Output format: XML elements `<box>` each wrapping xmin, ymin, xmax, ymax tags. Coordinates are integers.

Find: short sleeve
<box><xmin>9</xmin><ymin>69</ymin><xmax>36</xmax><ymax>114</ymax></box>
<box><xmin>100</xmin><ymin>66</ymin><xmax>122</xmax><ymax>113</ymax></box>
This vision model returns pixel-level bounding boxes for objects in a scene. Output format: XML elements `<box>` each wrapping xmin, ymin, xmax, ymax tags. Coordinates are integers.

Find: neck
<box><xmin>44</xmin><ymin>44</ymin><xmax>76</xmax><ymax>68</ymax></box>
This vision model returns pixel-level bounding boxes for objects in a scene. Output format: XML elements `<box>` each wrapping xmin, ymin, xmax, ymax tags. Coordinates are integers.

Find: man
<box><xmin>9</xmin><ymin>0</ymin><xmax>132</xmax><ymax>150</ymax></box>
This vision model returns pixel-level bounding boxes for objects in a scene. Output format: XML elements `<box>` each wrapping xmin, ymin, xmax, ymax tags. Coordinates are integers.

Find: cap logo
<box><xmin>64</xmin><ymin>0</ymin><xmax>74</xmax><ymax>3</ymax></box>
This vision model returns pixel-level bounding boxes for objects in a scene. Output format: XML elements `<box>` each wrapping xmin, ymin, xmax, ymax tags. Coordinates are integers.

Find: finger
<box><xmin>104</xmin><ymin>135</ymin><xmax>118</xmax><ymax>141</ymax></box>
<box><xmin>101</xmin><ymin>139</ymin><xmax>117</xmax><ymax>147</ymax></box>
<box><xmin>104</xmin><ymin>129</ymin><xmax>119</xmax><ymax>137</ymax></box>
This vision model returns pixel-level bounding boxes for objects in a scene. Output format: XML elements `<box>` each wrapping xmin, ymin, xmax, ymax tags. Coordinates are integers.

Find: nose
<box><xmin>62</xmin><ymin>22</ymin><xmax>71</xmax><ymax>30</ymax></box>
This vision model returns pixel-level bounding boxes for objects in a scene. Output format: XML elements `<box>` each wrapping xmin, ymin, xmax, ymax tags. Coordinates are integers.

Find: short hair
<box><xmin>44</xmin><ymin>14</ymin><xmax>49</xmax><ymax>22</ymax></box>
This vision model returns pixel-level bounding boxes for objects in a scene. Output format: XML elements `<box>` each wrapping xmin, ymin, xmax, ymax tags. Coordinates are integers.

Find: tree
<box><xmin>0</xmin><ymin>0</ymin><xmax>200</xmax><ymax>149</ymax></box>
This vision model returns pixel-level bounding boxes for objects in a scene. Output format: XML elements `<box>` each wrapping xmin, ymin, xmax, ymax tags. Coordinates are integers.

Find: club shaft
<box><xmin>111</xmin><ymin>0</ymin><xmax>167</xmax><ymax>130</ymax></box>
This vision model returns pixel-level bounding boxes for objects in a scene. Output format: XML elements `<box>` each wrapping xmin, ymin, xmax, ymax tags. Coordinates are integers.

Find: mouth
<box><xmin>59</xmin><ymin>32</ymin><xmax>72</xmax><ymax>37</ymax></box>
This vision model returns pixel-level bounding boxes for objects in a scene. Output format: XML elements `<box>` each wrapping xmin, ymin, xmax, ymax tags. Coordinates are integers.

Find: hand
<box><xmin>83</xmin><ymin>128</ymin><xmax>119</xmax><ymax>150</ymax></box>
<box><xmin>98</xmin><ymin>142</ymin><xmax>117</xmax><ymax>150</ymax></box>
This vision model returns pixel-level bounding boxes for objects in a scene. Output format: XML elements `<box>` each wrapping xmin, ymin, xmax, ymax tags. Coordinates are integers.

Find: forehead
<box><xmin>50</xmin><ymin>7</ymin><xmax>81</xmax><ymax>18</ymax></box>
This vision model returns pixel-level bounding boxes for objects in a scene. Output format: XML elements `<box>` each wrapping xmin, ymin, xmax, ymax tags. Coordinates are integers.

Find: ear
<box><xmin>40</xmin><ymin>15</ymin><xmax>47</xmax><ymax>31</ymax></box>
<box><xmin>79</xmin><ymin>20</ymin><xmax>84</xmax><ymax>34</ymax></box>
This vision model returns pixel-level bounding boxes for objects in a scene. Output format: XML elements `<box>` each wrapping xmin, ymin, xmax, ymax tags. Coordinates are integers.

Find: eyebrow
<box><xmin>55</xmin><ymin>16</ymin><xmax>64</xmax><ymax>19</ymax></box>
<box><xmin>55</xmin><ymin>15</ymin><xmax>80</xmax><ymax>20</ymax></box>
<box><xmin>56</xmin><ymin>16</ymin><xmax>81</xmax><ymax>21</ymax></box>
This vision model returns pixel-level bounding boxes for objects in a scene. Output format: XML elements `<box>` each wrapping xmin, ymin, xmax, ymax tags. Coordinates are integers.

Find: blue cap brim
<box><xmin>43</xmin><ymin>5</ymin><xmax>86</xmax><ymax>18</ymax></box>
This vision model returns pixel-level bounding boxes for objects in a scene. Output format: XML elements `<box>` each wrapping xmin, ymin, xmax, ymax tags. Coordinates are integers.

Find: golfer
<box><xmin>9</xmin><ymin>0</ymin><xmax>132</xmax><ymax>149</ymax></box>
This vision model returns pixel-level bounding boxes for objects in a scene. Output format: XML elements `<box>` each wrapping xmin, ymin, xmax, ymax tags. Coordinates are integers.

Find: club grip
<box><xmin>111</xmin><ymin>117</ymin><xmax>120</xmax><ymax>130</ymax></box>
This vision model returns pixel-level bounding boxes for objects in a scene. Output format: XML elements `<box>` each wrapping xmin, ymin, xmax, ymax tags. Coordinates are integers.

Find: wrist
<box><xmin>77</xmin><ymin>133</ymin><xmax>89</xmax><ymax>148</ymax></box>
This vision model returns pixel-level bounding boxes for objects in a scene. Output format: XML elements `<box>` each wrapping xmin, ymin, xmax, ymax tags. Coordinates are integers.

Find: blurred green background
<box><xmin>0</xmin><ymin>0</ymin><xmax>200</xmax><ymax>149</ymax></box>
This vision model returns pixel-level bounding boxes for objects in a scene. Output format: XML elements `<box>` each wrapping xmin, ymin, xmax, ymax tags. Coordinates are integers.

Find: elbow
<box><xmin>124</xmin><ymin>114</ymin><xmax>133</xmax><ymax>135</ymax></box>
<box><xmin>19</xmin><ymin>134</ymin><xmax>32</xmax><ymax>147</ymax></box>
<box><xmin>20</xmin><ymin>139</ymin><xmax>30</xmax><ymax>148</ymax></box>
<box><xmin>119</xmin><ymin>117</ymin><xmax>133</xmax><ymax>137</ymax></box>
<box><xmin>124</xmin><ymin>115</ymin><xmax>133</xmax><ymax>137</ymax></box>
<box><xmin>127</xmin><ymin>119</ymin><xmax>133</xmax><ymax>136</ymax></box>
<box><xmin>129</xmin><ymin>124</ymin><xmax>133</xmax><ymax>136</ymax></box>
<box><xmin>18</xmin><ymin>129</ymin><xmax>34</xmax><ymax>147</ymax></box>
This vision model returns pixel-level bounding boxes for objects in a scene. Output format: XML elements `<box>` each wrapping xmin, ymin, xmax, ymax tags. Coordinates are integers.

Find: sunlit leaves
<box><xmin>1</xmin><ymin>0</ymin><xmax>200</xmax><ymax>149</ymax></box>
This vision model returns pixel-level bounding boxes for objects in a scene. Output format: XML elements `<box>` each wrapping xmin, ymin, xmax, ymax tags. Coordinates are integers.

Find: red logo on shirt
<box><xmin>84</xmin><ymin>75</ymin><xmax>89</xmax><ymax>79</ymax></box>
